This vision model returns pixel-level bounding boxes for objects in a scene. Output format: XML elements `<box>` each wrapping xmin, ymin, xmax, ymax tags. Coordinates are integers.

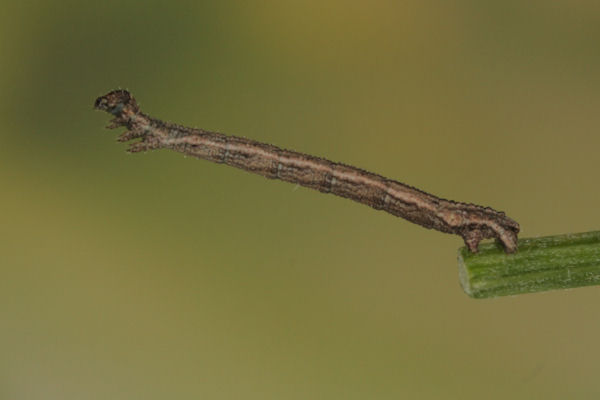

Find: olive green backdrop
<box><xmin>1</xmin><ymin>1</ymin><xmax>599</xmax><ymax>399</ymax></box>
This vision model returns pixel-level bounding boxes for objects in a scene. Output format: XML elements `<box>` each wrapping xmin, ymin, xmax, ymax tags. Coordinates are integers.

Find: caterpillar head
<box><xmin>94</xmin><ymin>89</ymin><xmax>139</xmax><ymax>116</ymax></box>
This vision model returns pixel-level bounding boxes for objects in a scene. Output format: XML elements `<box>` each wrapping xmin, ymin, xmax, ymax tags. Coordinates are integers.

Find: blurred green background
<box><xmin>2</xmin><ymin>1</ymin><xmax>600</xmax><ymax>398</ymax></box>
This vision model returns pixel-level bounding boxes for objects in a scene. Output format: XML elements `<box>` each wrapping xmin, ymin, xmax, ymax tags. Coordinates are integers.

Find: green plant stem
<box><xmin>458</xmin><ymin>231</ymin><xmax>600</xmax><ymax>298</ymax></box>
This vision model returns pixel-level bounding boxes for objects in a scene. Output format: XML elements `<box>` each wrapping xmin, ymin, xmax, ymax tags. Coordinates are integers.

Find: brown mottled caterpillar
<box><xmin>95</xmin><ymin>89</ymin><xmax>520</xmax><ymax>253</ymax></box>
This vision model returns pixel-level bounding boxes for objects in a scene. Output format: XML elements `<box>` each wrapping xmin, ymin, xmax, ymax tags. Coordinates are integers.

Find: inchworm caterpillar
<box><xmin>95</xmin><ymin>90</ymin><xmax>520</xmax><ymax>253</ymax></box>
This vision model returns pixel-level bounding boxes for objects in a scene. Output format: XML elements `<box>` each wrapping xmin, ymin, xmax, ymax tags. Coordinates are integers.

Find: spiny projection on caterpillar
<box><xmin>94</xmin><ymin>89</ymin><xmax>520</xmax><ymax>253</ymax></box>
